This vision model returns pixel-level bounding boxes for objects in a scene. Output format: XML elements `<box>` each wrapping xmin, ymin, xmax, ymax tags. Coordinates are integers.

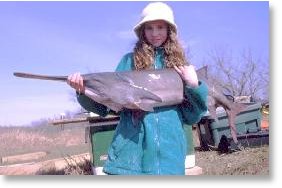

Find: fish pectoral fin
<box><xmin>139</xmin><ymin>90</ymin><xmax>162</xmax><ymax>102</ymax></box>
<box><xmin>134</xmin><ymin>102</ymin><xmax>154</xmax><ymax>112</ymax></box>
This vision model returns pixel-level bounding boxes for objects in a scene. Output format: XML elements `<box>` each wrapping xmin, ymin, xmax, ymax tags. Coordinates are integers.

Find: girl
<box><xmin>67</xmin><ymin>2</ymin><xmax>208</xmax><ymax>175</ymax></box>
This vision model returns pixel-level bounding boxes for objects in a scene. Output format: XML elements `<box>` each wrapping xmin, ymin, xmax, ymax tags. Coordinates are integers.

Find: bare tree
<box><xmin>207</xmin><ymin>48</ymin><xmax>269</xmax><ymax>102</ymax></box>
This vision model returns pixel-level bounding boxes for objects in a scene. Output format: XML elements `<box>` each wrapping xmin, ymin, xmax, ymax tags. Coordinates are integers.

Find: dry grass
<box><xmin>36</xmin><ymin>155</ymin><xmax>93</xmax><ymax>175</ymax></box>
<box><xmin>61</xmin><ymin>157</ymin><xmax>93</xmax><ymax>175</ymax></box>
<box><xmin>0</xmin><ymin>125</ymin><xmax>87</xmax><ymax>158</ymax></box>
<box><xmin>0</xmin><ymin>128</ymin><xmax>52</xmax><ymax>147</ymax></box>
<box><xmin>196</xmin><ymin>145</ymin><xmax>269</xmax><ymax>175</ymax></box>
<box><xmin>0</xmin><ymin>128</ymin><xmax>53</xmax><ymax>157</ymax></box>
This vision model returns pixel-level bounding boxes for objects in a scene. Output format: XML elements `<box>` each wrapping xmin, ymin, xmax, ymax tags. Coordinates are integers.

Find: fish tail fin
<box><xmin>226</xmin><ymin>102</ymin><xmax>248</xmax><ymax>144</ymax></box>
<box><xmin>226</xmin><ymin>110</ymin><xmax>238</xmax><ymax>144</ymax></box>
<box><xmin>231</xmin><ymin>102</ymin><xmax>248</xmax><ymax>116</ymax></box>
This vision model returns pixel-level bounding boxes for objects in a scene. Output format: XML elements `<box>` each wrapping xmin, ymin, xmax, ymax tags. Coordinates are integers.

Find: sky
<box><xmin>0</xmin><ymin>1</ymin><xmax>269</xmax><ymax>126</ymax></box>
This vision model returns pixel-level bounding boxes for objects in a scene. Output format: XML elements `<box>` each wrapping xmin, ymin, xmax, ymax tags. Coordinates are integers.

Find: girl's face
<box><xmin>144</xmin><ymin>20</ymin><xmax>168</xmax><ymax>48</ymax></box>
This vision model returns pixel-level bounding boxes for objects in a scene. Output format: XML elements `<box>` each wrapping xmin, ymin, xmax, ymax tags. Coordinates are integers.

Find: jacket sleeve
<box><xmin>114</xmin><ymin>53</ymin><xmax>134</xmax><ymax>72</ymax></box>
<box><xmin>180</xmin><ymin>80</ymin><xmax>208</xmax><ymax>125</ymax></box>
<box><xmin>76</xmin><ymin>53</ymin><xmax>134</xmax><ymax>117</ymax></box>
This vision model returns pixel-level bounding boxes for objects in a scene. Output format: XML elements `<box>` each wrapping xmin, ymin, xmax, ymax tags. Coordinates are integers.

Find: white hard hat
<box><xmin>133</xmin><ymin>2</ymin><xmax>177</xmax><ymax>36</ymax></box>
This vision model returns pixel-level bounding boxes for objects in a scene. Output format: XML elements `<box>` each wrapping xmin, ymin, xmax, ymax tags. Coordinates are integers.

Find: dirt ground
<box><xmin>0</xmin><ymin>146</ymin><xmax>269</xmax><ymax>175</ymax></box>
<box><xmin>0</xmin><ymin>124</ymin><xmax>269</xmax><ymax>175</ymax></box>
<box><xmin>195</xmin><ymin>145</ymin><xmax>269</xmax><ymax>175</ymax></box>
<box><xmin>45</xmin><ymin>145</ymin><xmax>269</xmax><ymax>175</ymax></box>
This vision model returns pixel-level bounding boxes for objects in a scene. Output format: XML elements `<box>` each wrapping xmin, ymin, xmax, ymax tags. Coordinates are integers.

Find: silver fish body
<box><xmin>82</xmin><ymin>69</ymin><xmax>184</xmax><ymax>112</ymax></box>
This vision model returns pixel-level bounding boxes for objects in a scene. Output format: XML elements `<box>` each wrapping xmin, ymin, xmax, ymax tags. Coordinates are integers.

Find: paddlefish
<box><xmin>13</xmin><ymin>69</ymin><xmax>184</xmax><ymax>112</ymax></box>
<box><xmin>14</xmin><ymin>67</ymin><xmax>247</xmax><ymax>145</ymax></box>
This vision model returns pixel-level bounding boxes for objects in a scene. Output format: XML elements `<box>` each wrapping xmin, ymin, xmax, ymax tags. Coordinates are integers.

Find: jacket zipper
<box><xmin>154</xmin><ymin>113</ymin><xmax>160</xmax><ymax>175</ymax></box>
<box><xmin>154</xmin><ymin>49</ymin><xmax>160</xmax><ymax>174</ymax></box>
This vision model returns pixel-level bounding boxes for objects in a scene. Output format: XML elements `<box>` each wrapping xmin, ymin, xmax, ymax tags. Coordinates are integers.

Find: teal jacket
<box><xmin>77</xmin><ymin>48</ymin><xmax>208</xmax><ymax>175</ymax></box>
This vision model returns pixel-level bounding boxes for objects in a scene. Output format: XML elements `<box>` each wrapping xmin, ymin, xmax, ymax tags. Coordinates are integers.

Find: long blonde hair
<box><xmin>133</xmin><ymin>24</ymin><xmax>188</xmax><ymax>70</ymax></box>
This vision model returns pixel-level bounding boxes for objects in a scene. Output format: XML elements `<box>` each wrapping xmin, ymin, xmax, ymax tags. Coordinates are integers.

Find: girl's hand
<box><xmin>174</xmin><ymin>65</ymin><xmax>199</xmax><ymax>88</ymax></box>
<box><xmin>67</xmin><ymin>72</ymin><xmax>85</xmax><ymax>94</ymax></box>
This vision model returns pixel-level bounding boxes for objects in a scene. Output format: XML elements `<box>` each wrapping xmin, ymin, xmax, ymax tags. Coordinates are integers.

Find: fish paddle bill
<box><xmin>13</xmin><ymin>72</ymin><xmax>67</xmax><ymax>81</ymax></box>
